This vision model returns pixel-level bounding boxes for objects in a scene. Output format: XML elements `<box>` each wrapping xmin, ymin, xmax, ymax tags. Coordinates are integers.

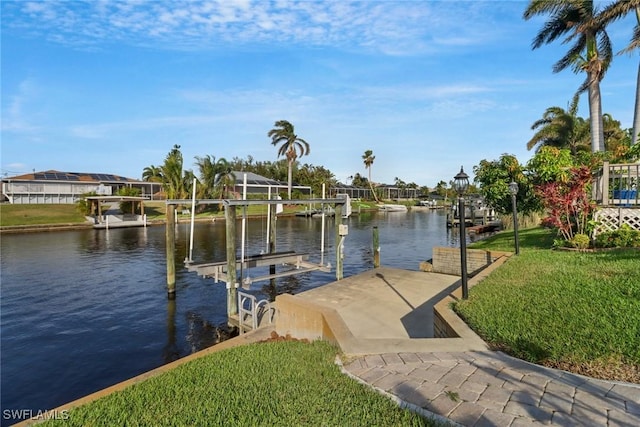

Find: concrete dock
<box><xmin>276</xmin><ymin>266</ymin><xmax>640</xmax><ymax>426</ymax></box>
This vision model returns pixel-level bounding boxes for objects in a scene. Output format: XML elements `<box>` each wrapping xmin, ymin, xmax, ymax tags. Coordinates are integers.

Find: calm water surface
<box><xmin>1</xmin><ymin>210</ymin><xmax>466</xmax><ymax>423</ymax></box>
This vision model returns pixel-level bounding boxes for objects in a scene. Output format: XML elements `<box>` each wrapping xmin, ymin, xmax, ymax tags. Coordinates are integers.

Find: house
<box><xmin>1</xmin><ymin>170</ymin><xmax>159</xmax><ymax>204</ymax></box>
<box><xmin>0</xmin><ymin>169</ymin><xmax>312</xmax><ymax>204</ymax></box>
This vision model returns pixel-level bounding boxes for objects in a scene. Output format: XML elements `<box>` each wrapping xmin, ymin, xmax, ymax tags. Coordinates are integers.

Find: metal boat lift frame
<box><xmin>169</xmin><ymin>180</ymin><xmax>350</xmax><ymax>326</ymax></box>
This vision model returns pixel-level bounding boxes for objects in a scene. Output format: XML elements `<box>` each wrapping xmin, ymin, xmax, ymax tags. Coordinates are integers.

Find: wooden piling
<box><xmin>166</xmin><ymin>204</ymin><xmax>176</xmax><ymax>299</ymax></box>
<box><xmin>373</xmin><ymin>226</ymin><xmax>380</xmax><ymax>268</ymax></box>
<box><xmin>225</xmin><ymin>205</ymin><xmax>238</xmax><ymax>317</ymax></box>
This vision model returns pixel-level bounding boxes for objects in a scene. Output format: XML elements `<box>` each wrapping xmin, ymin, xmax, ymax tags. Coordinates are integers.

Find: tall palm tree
<box><xmin>524</xmin><ymin>0</ymin><xmax>613</xmax><ymax>153</ymax></box>
<box><xmin>527</xmin><ymin>99</ymin><xmax>590</xmax><ymax>156</ymax></box>
<box><xmin>268</xmin><ymin>120</ymin><xmax>310</xmax><ymax>199</ymax></box>
<box><xmin>362</xmin><ymin>149</ymin><xmax>380</xmax><ymax>203</ymax></box>
<box><xmin>600</xmin><ymin>0</ymin><xmax>640</xmax><ymax>145</ymax></box>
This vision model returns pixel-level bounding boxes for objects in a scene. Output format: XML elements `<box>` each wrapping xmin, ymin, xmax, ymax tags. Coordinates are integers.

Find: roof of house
<box><xmin>2</xmin><ymin>170</ymin><xmax>141</xmax><ymax>183</ymax></box>
<box><xmin>231</xmin><ymin>171</ymin><xmax>283</xmax><ymax>187</ymax></box>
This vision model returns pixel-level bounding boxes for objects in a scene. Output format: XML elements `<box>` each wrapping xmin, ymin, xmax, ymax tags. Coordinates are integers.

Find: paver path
<box><xmin>342</xmin><ymin>351</ymin><xmax>640</xmax><ymax>426</ymax></box>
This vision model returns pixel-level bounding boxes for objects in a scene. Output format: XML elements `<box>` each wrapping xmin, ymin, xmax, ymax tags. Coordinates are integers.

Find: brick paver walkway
<box><xmin>341</xmin><ymin>351</ymin><xmax>640</xmax><ymax>426</ymax></box>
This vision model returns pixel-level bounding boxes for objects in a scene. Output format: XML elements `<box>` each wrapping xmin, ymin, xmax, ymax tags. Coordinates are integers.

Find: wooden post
<box><xmin>601</xmin><ymin>161</ymin><xmax>610</xmax><ymax>205</ymax></box>
<box><xmin>225</xmin><ymin>204</ymin><xmax>238</xmax><ymax>317</ymax></box>
<box><xmin>335</xmin><ymin>203</ymin><xmax>343</xmax><ymax>280</ymax></box>
<box><xmin>373</xmin><ymin>226</ymin><xmax>380</xmax><ymax>268</ymax></box>
<box><xmin>166</xmin><ymin>204</ymin><xmax>176</xmax><ymax>299</ymax></box>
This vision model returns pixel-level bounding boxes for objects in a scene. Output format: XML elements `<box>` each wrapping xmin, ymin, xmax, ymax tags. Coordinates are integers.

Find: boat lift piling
<box><xmin>166</xmin><ymin>204</ymin><xmax>176</xmax><ymax>299</ymax></box>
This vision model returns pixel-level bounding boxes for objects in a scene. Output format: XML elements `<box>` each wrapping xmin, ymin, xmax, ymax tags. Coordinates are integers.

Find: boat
<box><xmin>315</xmin><ymin>206</ymin><xmax>335</xmax><ymax>217</ymax></box>
<box><xmin>377</xmin><ymin>204</ymin><xmax>408</xmax><ymax>212</ymax></box>
<box><xmin>295</xmin><ymin>208</ymin><xmax>316</xmax><ymax>217</ymax></box>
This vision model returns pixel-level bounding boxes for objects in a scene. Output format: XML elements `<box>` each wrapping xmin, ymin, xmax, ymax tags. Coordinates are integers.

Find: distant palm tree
<box><xmin>527</xmin><ymin>99</ymin><xmax>590</xmax><ymax>156</ymax></box>
<box><xmin>213</xmin><ymin>158</ymin><xmax>236</xmax><ymax>199</ymax></box>
<box><xmin>194</xmin><ymin>155</ymin><xmax>217</xmax><ymax>199</ymax></box>
<box><xmin>600</xmin><ymin>0</ymin><xmax>640</xmax><ymax>145</ymax></box>
<box><xmin>524</xmin><ymin>0</ymin><xmax>613</xmax><ymax>153</ymax></box>
<box><xmin>268</xmin><ymin>120</ymin><xmax>310</xmax><ymax>199</ymax></box>
<box><xmin>142</xmin><ymin>165</ymin><xmax>163</xmax><ymax>182</ymax></box>
<box><xmin>362</xmin><ymin>149</ymin><xmax>380</xmax><ymax>203</ymax></box>
<box><xmin>161</xmin><ymin>144</ymin><xmax>188</xmax><ymax>200</ymax></box>
<box><xmin>351</xmin><ymin>172</ymin><xmax>368</xmax><ymax>188</ymax></box>
<box><xmin>195</xmin><ymin>155</ymin><xmax>237</xmax><ymax>199</ymax></box>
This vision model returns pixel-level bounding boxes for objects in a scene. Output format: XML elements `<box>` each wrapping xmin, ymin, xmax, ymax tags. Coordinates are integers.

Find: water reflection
<box><xmin>163</xmin><ymin>298</ymin><xmax>179</xmax><ymax>364</ymax></box>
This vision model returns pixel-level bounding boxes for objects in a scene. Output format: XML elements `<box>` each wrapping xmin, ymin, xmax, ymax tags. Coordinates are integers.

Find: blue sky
<box><xmin>1</xmin><ymin>1</ymin><xmax>637</xmax><ymax>188</ymax></box>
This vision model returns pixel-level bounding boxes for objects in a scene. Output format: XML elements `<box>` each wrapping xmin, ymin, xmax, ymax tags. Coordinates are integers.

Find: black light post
<box><xmin>509</xmin><ymin>181</ymin><xmax>520</xmax><ymax>255</ymax></box>
<box><xmin>453</xmin><ymin>166</ymin><xmax>469</xmax><ymax>300</ymax></box>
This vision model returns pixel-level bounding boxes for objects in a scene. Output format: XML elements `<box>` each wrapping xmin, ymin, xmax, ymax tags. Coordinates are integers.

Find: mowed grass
<box><xmin>458</xmin><ymin>227</ymin><xmax>640</xmax><ymax>382</ymax></box>
<box><xmin>42</xmin><ymin>340</ymin><xmax>440</xmax><ymax>427</ymax></box>
<box><xmin>0</xmin><ymin>204</ymin><xmax>87</xmax><ymax>226</ymax></box>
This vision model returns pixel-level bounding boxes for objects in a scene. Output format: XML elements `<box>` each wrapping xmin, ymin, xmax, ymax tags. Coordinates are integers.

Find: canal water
<box><xmin>1</xmin><ymin>209</ymin><xmax>465</xmax><ymax>423</ymax></box>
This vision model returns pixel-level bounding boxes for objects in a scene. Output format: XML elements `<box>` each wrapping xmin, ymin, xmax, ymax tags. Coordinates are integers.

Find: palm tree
<box><xmin>142</xmin><ymin>165</ymin><xmax>163</xmax><ymax>182</ymax></box>
<box><xmin>524</xmin><ymin>0</ymin><xmax>613</xmax><ymax>153</ymax></box>
<box><xmin>527</xmin><ymin>99</ymin><xmax>590</xmax><ymax>156</ymax></box>
<box><xmin>161</xmin><ymin>144</ymin><xmax>188</xmax><ymax>200</ymax></box>
<box><xmin>267</xmin><ymin>120</ymin><xmax>310</xmax><ymax>199</ymax></box>
<box><xmin>213</xmin><ymin>158</ymin><xmax>236</xmax><ymax>199</ymax></box>
<box><xmin>600</xmin><ymin>0</ymin><xmax>640</xmax><ymax>145</ymax></box>
<box><xmin>194</xmin><ymin>155</ymin><xmax>217</xmax><ymax>199</ymax></box>
<box><xmin>362</xmin><ymin>149</ymin><xmax>380</xmax><ymax>203</ymax></box>
<box><xmin>195</xmin><ymin>155</ymin><xmax>237</xmax><ymax>199</ymax></box>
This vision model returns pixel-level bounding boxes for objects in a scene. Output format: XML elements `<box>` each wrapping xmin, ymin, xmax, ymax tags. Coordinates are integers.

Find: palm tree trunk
<box><xmin>368</xmin><ymin>168</ymin><xmax>380</xmax><ymax>204</ymax></box>
<box><xmin>633</xmin><ymin>61</ymin><xmax>640</xmax><ymax>146</ymax></box>
<box><xmin>287</xmin><ymin>160</ymin><xmax>293</xmax><ymax>199</ymax></box>
<box><xmin>588</xmin><ymin>72</ymin><xmax>606</xmax><ymax>152</ymax></box>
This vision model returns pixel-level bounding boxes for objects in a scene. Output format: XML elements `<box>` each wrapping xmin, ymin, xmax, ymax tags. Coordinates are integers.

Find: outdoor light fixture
<box><xmin>453</xmin><ymin>167</ymin><xmax>470</xmax><ymax>196</ymax></box>
<box><xmin>453</xmin><ymin>166</ymin><xmax>469</xmax><ymax>300</ymax></box>
<box><xmin>509</xmin><ymin>181</ymin><xmax>520</xmax><ymax>255</ymax></box>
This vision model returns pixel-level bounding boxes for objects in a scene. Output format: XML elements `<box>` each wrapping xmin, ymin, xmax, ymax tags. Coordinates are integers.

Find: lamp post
<box><xmin>509</xmin><ymin>181</ymin><xmax>520</xmax><ymax>255</ymax></box>
<box><xmin>453</xmin><ymin>166</ymin><xmax>470</xmax><ymax>300</ymax></box>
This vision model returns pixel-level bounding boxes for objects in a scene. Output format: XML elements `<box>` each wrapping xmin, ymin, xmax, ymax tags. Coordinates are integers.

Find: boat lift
<box><xmin>169</xmin><ymin>177</ymin><xmax>350</xmax><ymax>330</ymax></box>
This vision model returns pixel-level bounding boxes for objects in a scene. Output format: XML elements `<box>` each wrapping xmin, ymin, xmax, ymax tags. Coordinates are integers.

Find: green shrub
<box><xmin>568</xmin><ymin>233</ymin><xmax>590</xmax><ymax>249</ymax></box>
<box><xmin>594</xmin><ymin>225</ymin><xmax>640</xmax><ymax>248</ymax></box>
<box><xmin>76</xmin><ymin>192</ymin><xmax>97</xmax><ymax>216</ymax></box>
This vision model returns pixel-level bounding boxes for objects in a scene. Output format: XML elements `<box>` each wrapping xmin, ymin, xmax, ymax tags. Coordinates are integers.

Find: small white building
<box><xmin>1</xmin><ymin>170</ymin><xmax>159</xmax><ymax>204</ymax></box>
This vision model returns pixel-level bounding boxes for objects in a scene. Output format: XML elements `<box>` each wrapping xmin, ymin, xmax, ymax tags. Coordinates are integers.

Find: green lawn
<box><xmin>0</xmin><ymin>202</ymin><xmax>362</xmax><ymax>227</ymax></box>
<box><xmin>459</xmin><ymin>227</ymin><xmax>640</xmax><ymax>382</ymax></box>
<box><xmin>43</xmin><ymin>341</ymin><xmax>441</xmax><ymax>427</ymax></box>
<box><xmin>0</xmin><ymin>204</ymin><xmax>87</xmax><ymax>226</ymax></box>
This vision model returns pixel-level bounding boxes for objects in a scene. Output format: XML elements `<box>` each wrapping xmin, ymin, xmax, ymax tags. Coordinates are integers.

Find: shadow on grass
<box><xmin>144</xmin><ymin>206</ymin><xmax>164</xmax><ymax>217</ymax></box>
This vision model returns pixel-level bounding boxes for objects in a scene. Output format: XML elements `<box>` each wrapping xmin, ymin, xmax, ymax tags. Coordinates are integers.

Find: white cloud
<box><xmin>1</xmin><ymin>79</ymin><xmax>40</xmax><ymax>133</ymax></box>
<box><xmin>2</xmin><ymin>0</ymin><xmax>506</xmax><ymax>54</ymax></box>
